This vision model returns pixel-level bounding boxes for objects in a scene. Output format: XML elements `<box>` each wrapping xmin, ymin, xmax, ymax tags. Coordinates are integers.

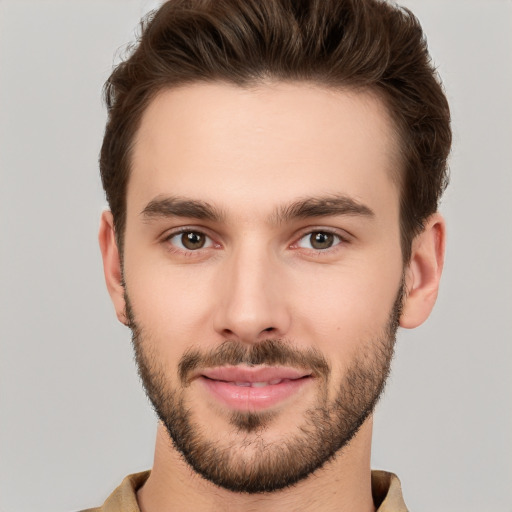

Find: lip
<box><xmin>197</xmin><ymin>366</ymin><xmax>313</xmax><ymax>412</ymax></box>
<box><xmin>201</xmin><ymin>366</ymin><xmax>311</xmax><ymax>383</ymax></box>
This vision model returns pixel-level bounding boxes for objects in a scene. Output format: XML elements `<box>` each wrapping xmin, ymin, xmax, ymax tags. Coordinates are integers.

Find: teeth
<box><xmin>233</xmin><ymin>379</ymin><xmax>283</xmax><ymax>387</ymax></box>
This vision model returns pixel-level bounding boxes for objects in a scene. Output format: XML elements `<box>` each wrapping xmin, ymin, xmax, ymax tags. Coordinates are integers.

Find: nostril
<box><xmin>263</xmin><ymin>327</ymin><xmax>275</xmax><ymax>332</ymax></box>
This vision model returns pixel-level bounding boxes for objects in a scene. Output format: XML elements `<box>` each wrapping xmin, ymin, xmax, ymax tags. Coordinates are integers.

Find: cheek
<box><xmin>130</xmin><ymin>275</ymin><xmax>212</xmax><ymax>335</ymax></box>
<box><xmin>123</xmin><ymin>254</ymin><xmax>217</xmax><ymax>365</ymax></box>
<box><xmin>289</xmin><ymin>258</ymin><xmax>403</xmax><ymax>362</ymax></box>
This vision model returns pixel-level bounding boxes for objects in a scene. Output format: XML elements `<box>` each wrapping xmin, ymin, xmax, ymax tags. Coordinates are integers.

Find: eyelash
<box><xmin>163</xmin><ymin>228</ymin><xmax>218</xmax><ymax>256</ymax></box>
<box><xmin>162</xmin><ymin>227</ymin><xmax>349</xmax><ymax>255</ymax></box>
<box><xmin>292</xmin><ymin>229</ymin><xmax>348</xmax><ymax>252</ymax></box>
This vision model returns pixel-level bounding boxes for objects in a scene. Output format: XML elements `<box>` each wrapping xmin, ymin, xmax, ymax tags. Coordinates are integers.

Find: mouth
<box><xmin>205</xmin><ymin>377</ymin><xmax>302</xmax><ymax>387</ymax></box>
<box><xmin>197</xmin><ymin>366</ymin><xmax>313</xmax><ymax>411</ymax></box>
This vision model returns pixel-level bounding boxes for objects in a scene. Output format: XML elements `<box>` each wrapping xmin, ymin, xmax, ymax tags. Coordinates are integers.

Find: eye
<box><xmin>297</xmin><ymin>231</ymin><xmax>342</xmax><ymax>250</ymax></box>
<box><xmin>167</xmin><ymin>230</ymin><xmax>214</xmax><ymax>251</ymax></box>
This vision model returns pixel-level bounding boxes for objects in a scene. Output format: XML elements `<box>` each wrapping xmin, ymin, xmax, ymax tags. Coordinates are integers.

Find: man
<box><xmin>90</xmin><ymin>0</ymin><xmax>450</xmax><ymax>510</ymax></box>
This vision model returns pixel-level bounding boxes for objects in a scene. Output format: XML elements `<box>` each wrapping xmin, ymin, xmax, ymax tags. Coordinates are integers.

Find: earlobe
<box><xmin>98</xmin><ymin>210</ymin><xmax>128</xmax><ymax>325</ymax></box>
<box><xmin>400</xmin><ymin>213</ymin><xmax>446</xmax><ymax>329</ymax></box>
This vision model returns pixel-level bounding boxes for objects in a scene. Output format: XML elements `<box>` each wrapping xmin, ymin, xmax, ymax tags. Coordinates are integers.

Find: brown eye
<box><xmin>167</xmin><ymin>230</ymin><xmax>213</xmax><ymax>251</ymax></box>
<box><xmin>181</xmin><ymin>231</ymin><xmax>206</xmax><ymax>250</ymax></box>
<box><xmin>310</xmin><ymin>232</ymin><xmax>334</xmax><ymax>249</ymax></box>
<box><xmin>297</xmin><ymin>231</ymin><xmax>341</xmax><ymax>250</ymax></box>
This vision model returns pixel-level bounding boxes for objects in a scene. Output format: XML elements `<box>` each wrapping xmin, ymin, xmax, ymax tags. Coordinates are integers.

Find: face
<box><xmin>121</xmin><ymin>82</ymin><xmax>405</xmax><ymax>492</ymax></box>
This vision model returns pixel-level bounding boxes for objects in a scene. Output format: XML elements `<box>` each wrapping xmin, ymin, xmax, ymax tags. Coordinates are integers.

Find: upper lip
<box><xmin>199</xmin><ymin>366</ymin><xmax>311</xmax><ymax>383</ymax></box>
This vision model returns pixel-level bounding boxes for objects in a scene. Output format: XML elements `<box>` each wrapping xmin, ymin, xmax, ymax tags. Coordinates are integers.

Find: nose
<box><xmin>212</xmin><ymin>244</ymin><xmax>291</xmax><ymax>344</ymax></box>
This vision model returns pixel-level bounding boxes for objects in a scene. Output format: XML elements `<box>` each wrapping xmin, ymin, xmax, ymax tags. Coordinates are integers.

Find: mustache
<box><xmin>178</xmin><ymin>338</ymin><xmax>331</xmax><ymax>385</ymax></box>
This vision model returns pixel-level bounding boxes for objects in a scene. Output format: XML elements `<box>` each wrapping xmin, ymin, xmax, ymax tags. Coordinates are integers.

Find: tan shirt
<box><xmin>81</xmin><ymin>469</ymin><xmax>408</xmax><ymax>511</ymax></box>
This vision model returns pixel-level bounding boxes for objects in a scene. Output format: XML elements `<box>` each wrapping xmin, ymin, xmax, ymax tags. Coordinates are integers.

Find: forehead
<box><xmin>129</xmin><ymin>81</ymin><xmax>400</xmax><ymax>222</ymax></box>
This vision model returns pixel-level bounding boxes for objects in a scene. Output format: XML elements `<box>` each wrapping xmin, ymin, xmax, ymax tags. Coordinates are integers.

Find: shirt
<box><xmin>81</xmin><ymin>469</ymin><xmax>408</xmax><ymax>511</ymax></box>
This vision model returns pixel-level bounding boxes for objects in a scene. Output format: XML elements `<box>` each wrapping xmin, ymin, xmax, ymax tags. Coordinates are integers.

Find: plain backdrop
<box><xmin>1</xmin><ymin>1</ymin><xmax>511</xmax><ymax>511</ymax></box>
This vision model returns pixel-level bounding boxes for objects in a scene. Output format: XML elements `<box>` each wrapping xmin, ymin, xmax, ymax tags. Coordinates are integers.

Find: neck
<box><xmin>137</xmin><ymin>419</ymin><xmax>376</xmax><ymax>512</ymax></box>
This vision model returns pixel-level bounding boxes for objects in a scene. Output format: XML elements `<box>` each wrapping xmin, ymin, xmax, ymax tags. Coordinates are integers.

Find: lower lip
<box><xmin>199</xmin><ymin>376</ymin><xmax>312</xmax><ymax>411</ymax></box>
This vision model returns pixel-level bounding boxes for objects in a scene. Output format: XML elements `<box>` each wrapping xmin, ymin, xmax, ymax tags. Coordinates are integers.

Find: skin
<box><xmin>99</xmin><ymin>82</ymin><xmax>445</xmax><ymax>511</ymax></box>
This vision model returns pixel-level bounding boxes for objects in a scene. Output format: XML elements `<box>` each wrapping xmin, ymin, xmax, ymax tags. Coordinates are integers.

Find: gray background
<box><xmin>1</xmin><ymin>0</ymin><xmax>511</xmax><ymax>510</ymax></box>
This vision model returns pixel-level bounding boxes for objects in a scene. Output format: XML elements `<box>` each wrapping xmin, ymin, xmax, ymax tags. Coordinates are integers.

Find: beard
<box><xmin>125</xmin><ymin>281</ymin><xmax>404</xmax><ymax>494</ymax></box>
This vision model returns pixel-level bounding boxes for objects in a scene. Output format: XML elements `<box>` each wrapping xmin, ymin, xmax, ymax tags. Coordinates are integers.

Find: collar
<box><xmin>87</xmin><ymin>469</ymin><xmax>408</xmax><ymax>511</ymax></box>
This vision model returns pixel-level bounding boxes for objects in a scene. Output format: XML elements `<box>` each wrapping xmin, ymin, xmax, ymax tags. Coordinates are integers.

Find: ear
<box><xmin>98</xmin><ymin>210</ymin><xmax>128</xmax><ymax>325</ymax></box>
<box><xmin>400</xmin><ymin>213</ymin><xmax>446</xmax><ymax>329</ymax></box>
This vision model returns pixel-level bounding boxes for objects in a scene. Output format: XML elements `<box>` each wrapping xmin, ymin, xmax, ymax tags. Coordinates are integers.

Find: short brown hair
<box><xmin>100</xmin><ymin>0</ymin><xmax>451</xmax><ymax>262</ymax></box>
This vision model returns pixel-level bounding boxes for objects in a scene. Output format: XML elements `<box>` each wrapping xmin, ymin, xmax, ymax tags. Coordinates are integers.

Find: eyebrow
<box><xmin>272</xmin><ymin>194</ymin><xmax>375</xmax><ymax>224</ymax></box>
<box><xmin>141</xmin><ymin>196</ymin><xmax>224</xmax><ymax>222</ymax></box>
<box><xmin>140</xmin><ymin>194</ymin><xmax>374</xmax><ymax>224</ymax></box>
